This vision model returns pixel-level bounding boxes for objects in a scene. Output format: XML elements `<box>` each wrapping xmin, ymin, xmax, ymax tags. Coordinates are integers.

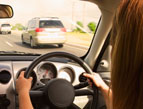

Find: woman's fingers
<box><xmin>83</xmin><ymin>73</ymin><xmax>102</xmax><ymax>88</ymax></box>
<box><xmin>19</xmin><ymin>71</ymin><xmax>33</xmax><ymax>82</ymax></box>
<box><xmin>83</xmin><ymin>73</ymin><xmax>108</xmax><ymax>90</ymax></box>
<box><xmin>83</xmin><ymin>73</ymin><xmax>93</xmax><ymax>79</ymax></box>
<box><xmin>87</xmin><ymin>79</ymin><xmax>92</xmax><ymax>87</ymax></box>
<box><xmin>28</xmin><ymin>77</ymin><xmax>33</xmax><ymax>82</ymax></box>
<box><xmin>19</xmin><ymin>71</ymin><xmax>25</xmax><ymax>77</ymax></box>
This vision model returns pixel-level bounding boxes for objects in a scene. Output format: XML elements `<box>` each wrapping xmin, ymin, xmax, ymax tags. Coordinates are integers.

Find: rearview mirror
<box><xmin>0</xmin><ymin>4</ymin><xmax>13</xmax><ymax>18</ymax></box>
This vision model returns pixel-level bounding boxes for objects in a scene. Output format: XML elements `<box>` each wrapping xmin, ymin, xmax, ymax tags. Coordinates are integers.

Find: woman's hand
<box><xmin>16</xmin><ymin>71</ymin><xmax>34</xmax><ymax>109</ymax></box>
<box><xmin>83</xmin><ymin>73</ymin><xmax>107</xmax><ymax>90</ymax></box>
<box><xmin>83</xmin><ymin>73</ymin><xmax>112</xmax><ymax>109</ymax></box>
<box><xmin>83</xmin><ymin>73</ymin><xmax>111</xmax><ymax>109</ymax></box>
<box><xmin>16</xmin><ymin>71</ymin><xmax>33</xmax><ymax>94</ymax></box>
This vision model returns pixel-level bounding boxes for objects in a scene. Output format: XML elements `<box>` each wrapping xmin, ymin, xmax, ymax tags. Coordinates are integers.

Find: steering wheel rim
<box><xmin>24</xmin><ymin>52</ymin><xmax>97</xmax><ymax>109</ymax></box>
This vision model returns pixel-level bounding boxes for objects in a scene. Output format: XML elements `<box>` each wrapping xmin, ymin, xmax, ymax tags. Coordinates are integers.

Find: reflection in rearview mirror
<box><xmin>0</xmin><ymin>4</ymin><xmax>13</xmax><ymax>18</ymax></box>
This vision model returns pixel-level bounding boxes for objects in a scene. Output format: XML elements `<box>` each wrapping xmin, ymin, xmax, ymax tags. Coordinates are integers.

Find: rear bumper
<box><xmin>34</xmin><ymin>35</ymin><xmax>66</xmax><ymax>45</ymax></box>
<box><xmin>0</xmin><ymin>30</ymin><xmax>11</xmax><ymax>32</ymax></box>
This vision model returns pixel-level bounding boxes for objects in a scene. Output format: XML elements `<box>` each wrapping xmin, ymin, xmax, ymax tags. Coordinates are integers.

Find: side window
<box><xmin>27</xmin><ymin>20</ymin><xmax>35</xmax><ymax>29</ymax></box>
<box><xmin>27</xmin><ymin>21</ymin><xmax>31</xmax><ymax>29</ymax></box>
<box><xmin>31</xmin><ymin>20</ymin><xmax>36</xmax><ymax>28</ymax></box>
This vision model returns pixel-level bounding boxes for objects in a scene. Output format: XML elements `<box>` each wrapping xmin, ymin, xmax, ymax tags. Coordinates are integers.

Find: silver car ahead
<box><xmin>21</xmin><ymin>17</ymin><xmax>67</xmax><ymax>48</ymax></box>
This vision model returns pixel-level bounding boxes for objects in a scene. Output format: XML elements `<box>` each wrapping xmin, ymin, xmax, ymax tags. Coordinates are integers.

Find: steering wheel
<box><xmin>24</xmin><ymin>52</ymin><xmax>98</xmax><ymax>109</ymax></box>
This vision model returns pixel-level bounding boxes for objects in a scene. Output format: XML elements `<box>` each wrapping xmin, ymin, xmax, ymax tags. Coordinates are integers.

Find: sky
<box><xmin>0</xmin><ymin>0</ymin><xmax>101</xmax><ymax>30</ymax></box>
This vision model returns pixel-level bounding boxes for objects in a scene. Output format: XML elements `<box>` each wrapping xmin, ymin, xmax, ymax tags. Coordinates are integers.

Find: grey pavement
<box><xmin>0</xmin><ymin>31</ymin><xmax>88</xmax><ymax>57</ymax></box>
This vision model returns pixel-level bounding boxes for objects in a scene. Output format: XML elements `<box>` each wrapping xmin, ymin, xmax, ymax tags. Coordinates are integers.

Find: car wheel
<box><xmin>58</xmin><ymin>44</ymin><xmax>63</xmax><ymax>48</ymax></box>
<box><xmin>8</xmin><ymin>31</ymin><xmax>11</xmax><ymax>34</ymax></box>
<box><xmin>30</xmin><ymin>38</ymin><xmax>37</xmax><ymax>48</ymax></box>
<box><xmin>21</xmin><ymin>35</ymin><xmax>25</xmax><ymax>44</ymax></box>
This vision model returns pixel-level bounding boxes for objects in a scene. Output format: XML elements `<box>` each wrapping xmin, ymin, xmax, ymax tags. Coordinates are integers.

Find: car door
<box><xmin>28</xmin><ymin>20</ymin><xmax>37</xmax><ymax>43</ymax></box>
<box><xmin>22</xmin><ymin>21</ymin><xmax>31</xmax><ymax>43</ymax></box>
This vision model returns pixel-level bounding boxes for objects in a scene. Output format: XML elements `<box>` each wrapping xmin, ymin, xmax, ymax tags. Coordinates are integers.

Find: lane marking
<box><xmin>5</xmin><ymin>41</ymin><xmax>13</xmax><ymax>47</ymax></box>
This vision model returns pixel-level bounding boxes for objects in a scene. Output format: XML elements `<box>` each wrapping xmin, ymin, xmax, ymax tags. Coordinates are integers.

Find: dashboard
<box><xmin>15</xmin><ymin>61</ymin><xmax>83</xmax><ymax>89</ymax></box>
<box><xmin>0</xmin><ymin>57</ymin><xmax>89</xmax><ymax>109</ymax></box>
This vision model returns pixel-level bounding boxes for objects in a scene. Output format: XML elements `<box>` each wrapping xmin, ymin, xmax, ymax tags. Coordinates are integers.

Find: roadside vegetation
<box><xmin>11</xmin><ymin>23</ymin><xmax>25</xmax><ymax>31</ymax></box>
<box><xmin>72</xmin><ymin>21</ymin><xmax>96</xmax><ymax>33</ymax></box>
<box><xmin>65</xmin><ymin>21</ymin><xmax>95</xmax><ymax>46</ymax></box>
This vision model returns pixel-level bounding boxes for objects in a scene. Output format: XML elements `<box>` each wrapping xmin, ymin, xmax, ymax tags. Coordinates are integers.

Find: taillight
<box><xmin>61</xmin><ymin>28</ymin><xmax>66</xmax><ymax>32</ymax></box>
<box><xmin>35</xmin><ymin>28</ymin><xmax>44</xmax><ymax>32</ymax></box>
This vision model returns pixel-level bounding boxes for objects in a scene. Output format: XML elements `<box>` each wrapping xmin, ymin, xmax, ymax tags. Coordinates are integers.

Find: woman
<box><xmin>16</xmin><ymin>0</ymin><xmax>143</xmax><ymax>108</ymax></box>
<box><xmin>85</xmin><ymin>0</ymin><xmax>143</xmax><ymax>109</ymax></box>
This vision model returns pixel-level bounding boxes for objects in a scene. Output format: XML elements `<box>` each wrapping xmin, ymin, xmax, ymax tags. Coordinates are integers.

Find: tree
<box><xmin>11</xmin><ymin>23</ymin><xmax>25</xmax><ymax>31</ymax></box>
<box><xmin>76</xmin><ymin>21</ymin><xmax>84</xmax><ymax>32</ymax></box>
<box><xmin>73</xmin><ymin>21</ymin><xmax>84</xmax><ymax>33</ymax></box>
<box><xmin>88</xmin><ymin>22</ymin><xmax>96</xmax><ymax>33</ymax></box>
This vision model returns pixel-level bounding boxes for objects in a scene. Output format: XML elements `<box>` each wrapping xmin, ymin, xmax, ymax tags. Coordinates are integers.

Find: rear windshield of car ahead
<box><xmin>1</xmin><ymin>24</ymin><xmax>11</xmax><ymax>27</ymax></box>
<box><xmin>39</xmin><ymin>20</ymin><xmax>64</xmax><ymax>28</ymax></box>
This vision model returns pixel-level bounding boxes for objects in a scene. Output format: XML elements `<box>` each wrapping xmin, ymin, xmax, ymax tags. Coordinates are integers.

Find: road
<box><xmin>0</xmin><ymin>32</ymin><xmax>88</xmax><ymax>56</ymax></box>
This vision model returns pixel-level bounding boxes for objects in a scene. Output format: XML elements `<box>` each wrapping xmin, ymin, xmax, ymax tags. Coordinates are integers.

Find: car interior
<box><xmin>0</xmin><ymin>0</ymin><xmax>121</xmax><ymax>109</ymax></box>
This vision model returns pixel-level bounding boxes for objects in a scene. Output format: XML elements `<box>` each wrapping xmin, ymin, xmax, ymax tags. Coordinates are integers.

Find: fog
<box><xmin>0</xmin><ymin>0</ymin><xmax>101</xmax><ymax>30</ymax></box>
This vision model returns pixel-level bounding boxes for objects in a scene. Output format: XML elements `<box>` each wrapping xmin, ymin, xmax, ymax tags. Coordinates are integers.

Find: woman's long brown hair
<box><xmin>111</xmin><ymin>0</ymin><xmax>143</xmax><ymax>108</ymax></box>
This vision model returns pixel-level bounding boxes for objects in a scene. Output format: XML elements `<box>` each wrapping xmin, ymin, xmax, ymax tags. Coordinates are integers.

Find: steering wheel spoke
<box><xmin>75</xmin><ymin>89</ymin><xmax>93</xmax><ymax>96</ymax></box>
<box><xmin>30</xmin><ymin>90</ymin><xmax>43</xmax><ymax>98</ymax></box>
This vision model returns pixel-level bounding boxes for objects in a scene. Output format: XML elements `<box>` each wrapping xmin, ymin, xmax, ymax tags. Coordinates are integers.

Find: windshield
<box><xmin>1</xmin><ymin>24</ymin><xmax>10</xmax><ymax>27</ymax></box>
<box><xmin>0</xmin><ymin>0</ymin><xmax>101</xmax><ymax>57</ymax></box>
<box><xmin>39</xmin><ymin>20</ymin><xmax>64</xmax><ymax>28</ymax></box>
